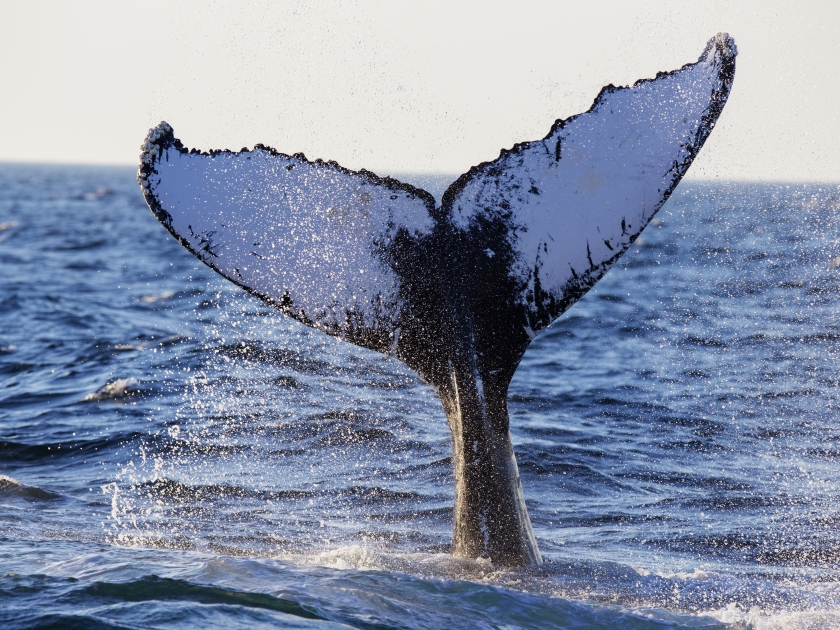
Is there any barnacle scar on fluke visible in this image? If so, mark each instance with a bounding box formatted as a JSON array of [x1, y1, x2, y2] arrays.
[[138, 34, 736, 567]]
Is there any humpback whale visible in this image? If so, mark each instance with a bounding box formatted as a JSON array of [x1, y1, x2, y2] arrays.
[[138, 34, 736, 567]]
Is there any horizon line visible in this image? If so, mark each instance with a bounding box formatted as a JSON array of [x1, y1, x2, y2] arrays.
[[0, 159, 838, 186]]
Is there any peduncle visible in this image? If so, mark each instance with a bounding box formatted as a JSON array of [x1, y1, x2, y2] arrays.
[[435, 343, 541, 567]]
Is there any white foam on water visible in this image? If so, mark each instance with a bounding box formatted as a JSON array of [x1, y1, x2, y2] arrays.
[[0, 474, 23, 488], [279, 544, 499, 581], [139, 291, 175, 303], [83, 377, 137, 401], [710, 603, 840, 630]]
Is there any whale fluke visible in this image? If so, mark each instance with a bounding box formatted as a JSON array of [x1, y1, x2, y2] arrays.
[[138, 34, 736, 566]]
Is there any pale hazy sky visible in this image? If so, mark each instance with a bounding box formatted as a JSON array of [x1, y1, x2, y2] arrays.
[[1, 1, 838, 181]]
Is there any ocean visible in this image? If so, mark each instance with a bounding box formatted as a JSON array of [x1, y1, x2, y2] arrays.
[[2, 163, 840, 628]]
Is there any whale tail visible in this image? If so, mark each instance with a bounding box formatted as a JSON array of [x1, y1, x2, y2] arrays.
[[139, 34, 736, 566]]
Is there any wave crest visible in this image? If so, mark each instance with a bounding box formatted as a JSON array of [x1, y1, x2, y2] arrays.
[[83, 378, 138, 401]]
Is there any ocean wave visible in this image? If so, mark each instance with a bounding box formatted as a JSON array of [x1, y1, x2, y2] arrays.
[[83, 378, 139, 401], [260, 549, 731, 628], [0, 433, 144, 463], [0, 576, 332, 630], [213, 342, 337, 375], [132, 478, 313, 503], [0, 475, 62, 502], [311, 427, 395, 447], [8, 566, 729, 630]]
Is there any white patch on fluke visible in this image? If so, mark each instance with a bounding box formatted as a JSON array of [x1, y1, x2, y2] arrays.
[[142, 138, 433, 344], [449, 34, 736, 311]]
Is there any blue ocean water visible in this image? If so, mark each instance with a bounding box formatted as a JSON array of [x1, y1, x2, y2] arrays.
[[2, 164, 840, 629]]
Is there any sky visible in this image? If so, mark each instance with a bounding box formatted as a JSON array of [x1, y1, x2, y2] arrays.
[[0, 1, 838, 181]]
